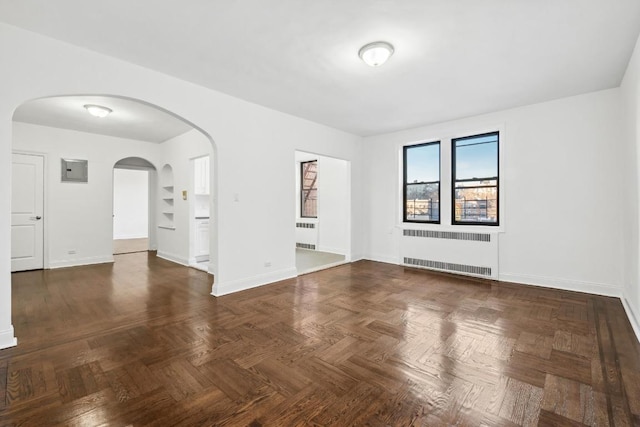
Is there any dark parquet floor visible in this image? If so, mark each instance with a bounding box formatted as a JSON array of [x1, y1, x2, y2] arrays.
[[1, 252, 639, 426]]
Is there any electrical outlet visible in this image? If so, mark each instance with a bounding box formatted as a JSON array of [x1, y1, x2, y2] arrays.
[[264, 261, 271, 267], [68, 250, 76, 255]]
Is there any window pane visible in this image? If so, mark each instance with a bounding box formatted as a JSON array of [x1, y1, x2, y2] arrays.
[[454, 181, 497, 223], [453, 132, 499, 225], [404, 141, 440, 223], [301, 161, 317, 217], [302, 189, 317, 217], [454, 134, 498, 181], [406, 143, 439, 183], [406, 183, 439, 221]]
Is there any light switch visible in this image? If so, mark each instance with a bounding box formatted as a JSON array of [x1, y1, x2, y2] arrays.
[[182, 190, 188, 200]]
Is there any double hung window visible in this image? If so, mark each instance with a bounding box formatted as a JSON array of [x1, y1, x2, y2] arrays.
[[301, 160, 317, 218], [403, 142, 440, 223], [452, 132, 499, 225]]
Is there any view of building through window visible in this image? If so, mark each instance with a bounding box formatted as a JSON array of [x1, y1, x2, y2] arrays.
[[452, 132, 499, 225], [404, 141, 440, 223], [301, 160, 317, 217]]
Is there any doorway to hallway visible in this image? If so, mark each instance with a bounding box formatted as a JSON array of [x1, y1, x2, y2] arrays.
[[113, 157, 156, 256]]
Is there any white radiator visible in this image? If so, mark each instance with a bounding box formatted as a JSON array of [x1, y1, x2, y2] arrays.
[[401, 229, 498, 279], [296, 221, 318, 250]]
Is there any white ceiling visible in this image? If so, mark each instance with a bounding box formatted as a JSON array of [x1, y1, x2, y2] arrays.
[[1, 0, 640, 137], [13, 96, 193, 143]]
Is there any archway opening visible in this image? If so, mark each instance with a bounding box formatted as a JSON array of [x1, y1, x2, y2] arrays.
[[113, 157, 157, 256], [10, 94, 218, 279]]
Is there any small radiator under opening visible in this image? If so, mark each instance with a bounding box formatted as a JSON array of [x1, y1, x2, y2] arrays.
[[401, 229, 498, 279], [404, 257, 492, 277], [296, 243, 316, 250]]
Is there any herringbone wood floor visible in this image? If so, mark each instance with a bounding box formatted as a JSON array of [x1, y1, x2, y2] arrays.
[[1, 252, 639, 426]]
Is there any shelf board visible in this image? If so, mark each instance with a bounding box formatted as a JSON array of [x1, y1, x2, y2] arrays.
[[162, 211, 174, 215], [158, 225, 175, 230]]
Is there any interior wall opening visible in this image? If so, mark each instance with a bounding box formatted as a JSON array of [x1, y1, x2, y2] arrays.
[[189, 155, 211, 272], [112, 157, 157, 256], [294, 150, 351, 274], [10, 95, 218, 281]]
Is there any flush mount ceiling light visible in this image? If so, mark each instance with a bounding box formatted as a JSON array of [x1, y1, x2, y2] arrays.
[[84, 104, 112, 118], [358, 41, 394, 67]]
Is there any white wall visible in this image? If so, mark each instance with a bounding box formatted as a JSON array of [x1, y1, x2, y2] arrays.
[[317, 156, 349, 255], [363, 88, 625, 297], [12, 122, 161, 269], [113, 168, 149, 240], [621, 33, 640, 339]]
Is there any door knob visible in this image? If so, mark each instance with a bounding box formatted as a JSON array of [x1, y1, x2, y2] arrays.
[[30, 216, 42, 220]]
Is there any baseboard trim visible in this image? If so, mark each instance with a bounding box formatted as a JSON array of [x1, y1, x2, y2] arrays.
[[317, 246, 346, 255], [297, 260, 350, 276], [212, 267, 297, 297], [0, 326, 17, 350], [364, 253, 400, 265], [621, 295, 640, 344], [362, 256, 623, 298], [499, 272, 622, 298], [49, 256, 114, 269], [114, 234, 148, 240], [157, 251, 189, 267]]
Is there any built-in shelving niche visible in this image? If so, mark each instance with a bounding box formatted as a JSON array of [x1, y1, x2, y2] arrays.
[[159, 164, 175, 230]]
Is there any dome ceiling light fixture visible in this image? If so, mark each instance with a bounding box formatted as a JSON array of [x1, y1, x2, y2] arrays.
[[84, 104, 113, 118], [358, 41, 394, 67]]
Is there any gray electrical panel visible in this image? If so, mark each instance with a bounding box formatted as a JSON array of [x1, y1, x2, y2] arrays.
[[61, 158, 88, 182]]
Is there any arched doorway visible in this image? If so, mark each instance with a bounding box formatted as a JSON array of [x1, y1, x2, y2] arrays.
[[113, 157, 157, 256], [10, 95, 217, 277]]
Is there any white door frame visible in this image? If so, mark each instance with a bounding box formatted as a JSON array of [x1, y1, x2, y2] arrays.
[[11, 150, 48, 270]]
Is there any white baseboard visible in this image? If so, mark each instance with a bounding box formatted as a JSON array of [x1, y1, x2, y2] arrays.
[[212, 267, 297, 297], [195, 254, 209, 263], [49, 255, 114, 269], [157, 251, 189, 267], [361, 257, 623, 298], [621, 295, 640, 344], [114, 234, 148, 240], [298, 260, 349, 275], [0, 325, 17, 350], [499, 272, 622, 297], [364, 253, 400, 265], [317, 246, 346, 255]]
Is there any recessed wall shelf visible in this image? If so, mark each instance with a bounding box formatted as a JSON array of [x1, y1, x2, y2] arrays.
[[160, 164, 175, 229]]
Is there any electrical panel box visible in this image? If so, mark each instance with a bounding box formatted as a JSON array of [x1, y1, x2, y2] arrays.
[[61, 158, 88, 183]]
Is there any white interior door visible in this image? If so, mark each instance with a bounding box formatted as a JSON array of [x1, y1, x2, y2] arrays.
[[11, 153, 44, 272]]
